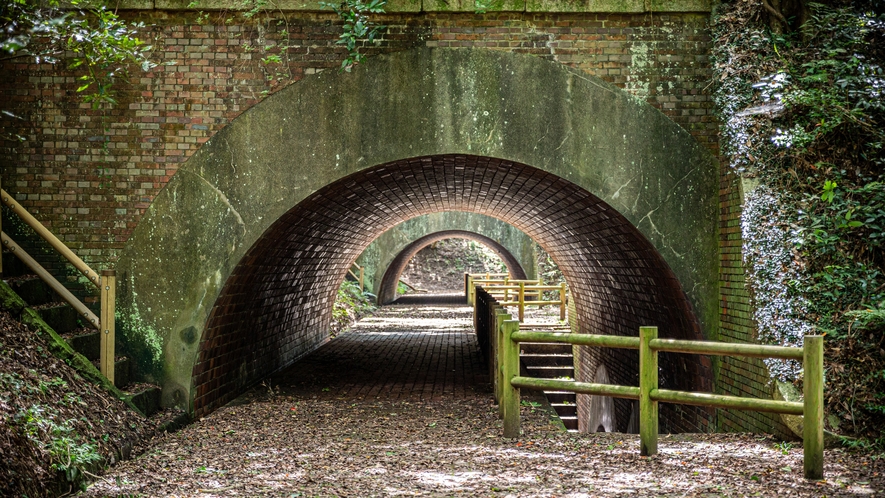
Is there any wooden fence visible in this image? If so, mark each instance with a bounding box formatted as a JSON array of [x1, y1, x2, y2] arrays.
[[465, 273, 567, 321]]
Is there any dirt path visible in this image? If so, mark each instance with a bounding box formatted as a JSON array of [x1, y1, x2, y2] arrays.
[[81, 304, 883, 497]]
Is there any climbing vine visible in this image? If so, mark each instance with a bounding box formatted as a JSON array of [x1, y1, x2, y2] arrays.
[[712, 0, 885, 448], [320, 0, 387, 71]]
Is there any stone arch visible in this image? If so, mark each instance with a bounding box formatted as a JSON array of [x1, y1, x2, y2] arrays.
[[114, 48, 719, 429], [377, 229, 529, 304], [355, 212, 537, 299]]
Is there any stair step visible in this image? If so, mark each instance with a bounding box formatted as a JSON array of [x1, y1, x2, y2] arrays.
[[559, 415, 579, 431], [126, 385, 162, 417], [92, 357, 131, 389], [551, 403, 577, 417], [2, 251, 29, 278], [6, 275, 56, 306], [543, 391, 577, 404], [66, 330, 100, 361], [519, 353, 573, 367], [519, 342, 572, 355], [35, 302, 79, 333], [524, 365, 574, 379]]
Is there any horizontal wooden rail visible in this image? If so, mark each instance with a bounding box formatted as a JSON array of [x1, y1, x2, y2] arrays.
[[512, 331, 639, 349], [1, 231, 100, 329], [511, 376, 640, 399], [1, 188, 100, 288], [495, 319, 825, 480], [649, 338, 803, 360]]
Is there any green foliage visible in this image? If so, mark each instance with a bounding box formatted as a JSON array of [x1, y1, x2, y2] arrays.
[[1, 0, 156, 109], [14, 405, 102, 483], [320, 0, 386, 71], [332, 280, 376, 332]]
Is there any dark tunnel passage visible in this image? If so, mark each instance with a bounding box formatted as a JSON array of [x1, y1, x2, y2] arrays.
[[195, 154, 714, 432], [377, 230, 528, 305]]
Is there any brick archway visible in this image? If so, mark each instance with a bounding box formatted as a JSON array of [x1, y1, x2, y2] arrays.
[[376, 230, 528, 304], [114, 48, 718, 422], [194, 154, 712, 433]]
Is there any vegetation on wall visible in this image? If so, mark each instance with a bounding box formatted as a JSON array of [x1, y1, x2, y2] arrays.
[[712, 0, 884, 448]]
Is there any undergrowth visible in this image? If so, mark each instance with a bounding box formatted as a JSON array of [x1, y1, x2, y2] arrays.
[[331, 280, 376, 336], [712, 0, 885, 448]]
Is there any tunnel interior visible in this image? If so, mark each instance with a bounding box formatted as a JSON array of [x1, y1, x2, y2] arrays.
[[377, 230, 528, 304], [195, 154, 713, 432]]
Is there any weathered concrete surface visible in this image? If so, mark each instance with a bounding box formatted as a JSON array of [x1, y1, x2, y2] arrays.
[[355, 212, 537, 299], [115, 48, 718, 410]]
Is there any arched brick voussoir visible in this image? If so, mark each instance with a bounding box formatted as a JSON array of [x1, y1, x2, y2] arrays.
[[113, 47, 719, 421], [194, 154, 712, 436], [376, 229, 530, 304]]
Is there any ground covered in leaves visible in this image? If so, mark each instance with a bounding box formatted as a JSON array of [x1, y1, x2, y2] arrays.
[[81, 304, 883, 497], [0, 310, 157, 497]]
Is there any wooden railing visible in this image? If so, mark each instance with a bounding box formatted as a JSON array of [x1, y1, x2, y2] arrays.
[[490, 315, 825, 480], [347, 264, 365, 292], [466, 273, 567, 321], [0, 186, 117, 383]]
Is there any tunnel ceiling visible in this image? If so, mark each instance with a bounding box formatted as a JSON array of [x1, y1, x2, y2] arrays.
[[195, 154, 705, 416], [377, 229, 529, 304]]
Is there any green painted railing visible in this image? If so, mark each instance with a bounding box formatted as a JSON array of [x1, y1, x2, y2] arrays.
[[497, 318, 825, 480]]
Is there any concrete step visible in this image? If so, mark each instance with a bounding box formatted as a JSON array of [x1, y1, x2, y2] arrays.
[[2, 251, 29, 278], [551, 403, 577, 418], [559, 415, 579, 431], [36, 302, 79, 333], [523, 365, 574, 379], [126, 385, 162, 417], [67, 329, 100, 361], [519, 342, 572, 355], [92, 357, 131, 390], [543, 390, 577, 404], [6, 275, 56, 306], [519, 353, 573, 367]]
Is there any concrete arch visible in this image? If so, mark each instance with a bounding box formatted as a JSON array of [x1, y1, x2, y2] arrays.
[[353, 212, 536, 299], [114, 48, 719, 426], [376, 229, 529, 304]]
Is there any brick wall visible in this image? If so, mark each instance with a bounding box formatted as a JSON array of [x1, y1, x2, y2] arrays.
[[0, 10, 715, 275]]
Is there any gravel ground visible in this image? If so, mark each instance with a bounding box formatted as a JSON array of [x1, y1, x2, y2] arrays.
[[79, 305, 884, 497]]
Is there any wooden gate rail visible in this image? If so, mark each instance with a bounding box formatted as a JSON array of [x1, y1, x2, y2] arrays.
[[497, 320, 825, 480], [467, 278, 567, 321], [1, 186, 117, 383], [347, 264, 365, 292]]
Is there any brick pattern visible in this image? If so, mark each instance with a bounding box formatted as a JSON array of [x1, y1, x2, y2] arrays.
[[269, 303, 488, 400], [194, 154, 711, 431], [717, 168, 793, 438], [0, 10, 715, 278], [377, 230, 528, 304]]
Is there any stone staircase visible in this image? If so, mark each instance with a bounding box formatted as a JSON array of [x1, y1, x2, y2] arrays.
[[2, 251, 161, 418], [519, 339, 578, 431]]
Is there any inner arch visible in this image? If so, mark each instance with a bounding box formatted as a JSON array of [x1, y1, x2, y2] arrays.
[[195, 154, 711, 433], [377, 230, 528, 304]]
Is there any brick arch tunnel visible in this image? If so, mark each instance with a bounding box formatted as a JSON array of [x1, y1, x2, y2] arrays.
[[195, 154, 712, 433], [376, 230, 528, 304]]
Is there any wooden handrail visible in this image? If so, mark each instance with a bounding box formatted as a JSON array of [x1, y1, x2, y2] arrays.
[[1, 188, 100, 287], [1, 231, 100, 329]]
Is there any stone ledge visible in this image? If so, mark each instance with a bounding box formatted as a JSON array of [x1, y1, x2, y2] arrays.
[[109, 0, 710, 13]]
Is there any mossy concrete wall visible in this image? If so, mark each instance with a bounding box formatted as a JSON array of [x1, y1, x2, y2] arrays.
[[111, 48, 718, 411], [356, 212, 537, 297]]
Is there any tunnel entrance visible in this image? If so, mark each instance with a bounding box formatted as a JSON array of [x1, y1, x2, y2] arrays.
[[378, 231, 528, 305], [194, 154, 712, 434]]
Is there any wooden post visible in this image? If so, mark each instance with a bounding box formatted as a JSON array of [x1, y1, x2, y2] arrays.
[[358, 266, 364, 293], [502, 319, 521, 438], [639, 326, 658, 456], [503, 277, 509, 301], [559, 282, 567, 321], [464, 273, 469, 295], [466, 275, 474, 305], [100, 270, 116, 383], [495, 310, 512, 412], [518, 281, 525, 322], [803, 335, 824, 480]]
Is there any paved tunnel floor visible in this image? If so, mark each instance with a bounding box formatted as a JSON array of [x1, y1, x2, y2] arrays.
[[82, 303, 882, 497]]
